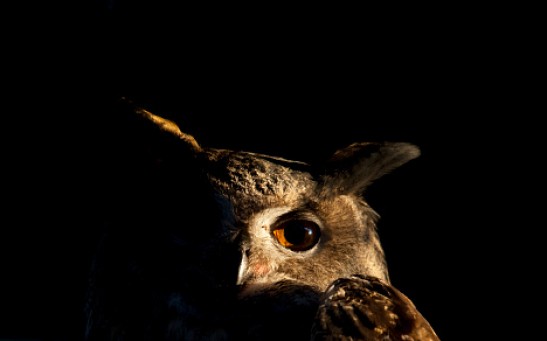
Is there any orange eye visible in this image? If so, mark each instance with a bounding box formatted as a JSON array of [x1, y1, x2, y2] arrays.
[[272, 220, 321, 252]]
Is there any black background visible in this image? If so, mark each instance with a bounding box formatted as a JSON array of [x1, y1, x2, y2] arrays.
[[1, 2, 536, 340]]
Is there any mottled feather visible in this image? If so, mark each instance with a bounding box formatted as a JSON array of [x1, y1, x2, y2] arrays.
[[312, 274, 440, 341]]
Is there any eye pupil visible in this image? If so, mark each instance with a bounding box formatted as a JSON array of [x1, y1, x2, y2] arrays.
[[272, 220, 321, 252], [284, 223, 313, 245]]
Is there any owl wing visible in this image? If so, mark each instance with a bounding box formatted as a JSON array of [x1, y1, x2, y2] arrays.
[[311, 274, 440, 341]]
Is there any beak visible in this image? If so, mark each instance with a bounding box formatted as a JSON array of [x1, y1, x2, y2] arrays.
[[236, 248, 249, 285]]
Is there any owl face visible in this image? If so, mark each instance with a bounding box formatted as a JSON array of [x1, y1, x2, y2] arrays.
[[203, 149, 389, 295]]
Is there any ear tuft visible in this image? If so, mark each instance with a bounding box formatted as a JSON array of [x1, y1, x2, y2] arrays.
[[323, 142, 420, 194], [121, 97, 202, 153]]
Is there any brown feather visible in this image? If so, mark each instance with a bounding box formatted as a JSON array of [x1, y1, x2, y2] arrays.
[[312, 274, 440, 341]]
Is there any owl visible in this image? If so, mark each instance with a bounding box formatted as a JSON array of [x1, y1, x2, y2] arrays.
[[84, 99, 439, 340]]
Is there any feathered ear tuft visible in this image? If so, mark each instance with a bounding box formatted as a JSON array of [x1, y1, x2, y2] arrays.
[[126, 98, 202, 154], [321, 142, 420, 195], [118, 97, 202, 154]]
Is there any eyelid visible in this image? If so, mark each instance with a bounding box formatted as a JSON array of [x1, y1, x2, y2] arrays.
[[271, 210, 322, 230]]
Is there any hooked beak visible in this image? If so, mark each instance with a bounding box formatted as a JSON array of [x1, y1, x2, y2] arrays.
[[236, 248, 249, 285]]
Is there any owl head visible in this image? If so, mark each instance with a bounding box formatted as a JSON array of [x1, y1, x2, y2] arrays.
[[85, 99, 421, 340]]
